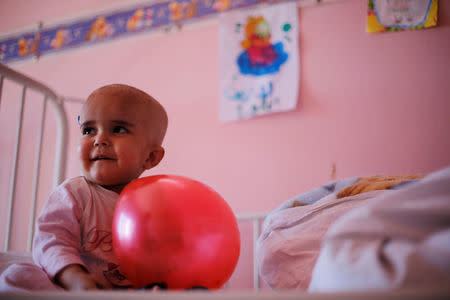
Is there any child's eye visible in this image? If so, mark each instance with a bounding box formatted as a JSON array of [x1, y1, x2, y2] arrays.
[[82, 127, 95, 135], [113, 126, 128, 134]]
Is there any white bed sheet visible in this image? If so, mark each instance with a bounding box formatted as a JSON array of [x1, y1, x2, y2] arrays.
[[0, 252, 33, 274], [257, 166, 450, 292], [309, 166, 450, 292], [1, 289, 449, 300]]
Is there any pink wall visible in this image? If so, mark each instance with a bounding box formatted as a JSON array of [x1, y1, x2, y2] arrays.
[[1, 0, 450, 289]]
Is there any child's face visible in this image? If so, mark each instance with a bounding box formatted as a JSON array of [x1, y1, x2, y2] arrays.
[[78, 91, 162, 193]]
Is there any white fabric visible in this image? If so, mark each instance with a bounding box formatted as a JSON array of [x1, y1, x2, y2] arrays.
[[0, 251, 33, 275], [309, 167, 450, 292], [256, 190, 388, 290]]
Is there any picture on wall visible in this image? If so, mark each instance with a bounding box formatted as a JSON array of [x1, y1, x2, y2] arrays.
[[218, 2, 299, 122], [367, 0, 438, 33]]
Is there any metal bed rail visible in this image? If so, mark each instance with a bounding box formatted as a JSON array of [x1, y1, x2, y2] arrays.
[[235, 212, 268, 291], [0, 63, 68, 252]]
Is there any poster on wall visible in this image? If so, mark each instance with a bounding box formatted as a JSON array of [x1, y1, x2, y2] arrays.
[[218, 2, 299, 122], [367, 0, 438, 33]]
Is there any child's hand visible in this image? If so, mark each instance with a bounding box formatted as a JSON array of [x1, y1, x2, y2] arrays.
[[55, 264, 110, 290]]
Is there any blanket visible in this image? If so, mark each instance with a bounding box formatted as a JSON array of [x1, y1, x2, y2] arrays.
[[309, 167, 450, 292], [256, 171, 446, 291]]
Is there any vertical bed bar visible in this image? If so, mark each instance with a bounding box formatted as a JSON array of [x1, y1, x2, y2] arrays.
[[27, 96, 47, 251], [52, 97, 67, 188], [0, 75, 3, 106], [253, 218, 261, 291], [5, 86, 27, 252], [235, 212, 267, 291]]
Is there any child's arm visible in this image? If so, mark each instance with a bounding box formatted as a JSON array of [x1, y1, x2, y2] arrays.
[[32, 181, 96, 289], [55, 264, 108, 290]]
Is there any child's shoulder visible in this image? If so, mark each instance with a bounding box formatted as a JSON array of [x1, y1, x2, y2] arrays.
[[56, 176, 114, 201], [52, 176, 94, 201], [58, 176, 90, 189]]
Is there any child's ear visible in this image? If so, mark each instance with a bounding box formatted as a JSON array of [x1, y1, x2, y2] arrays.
[[143, 146, 165, 170]]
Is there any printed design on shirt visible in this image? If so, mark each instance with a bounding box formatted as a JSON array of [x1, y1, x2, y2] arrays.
[[103, 262, 129, 286], [82, 227, 113, 252]]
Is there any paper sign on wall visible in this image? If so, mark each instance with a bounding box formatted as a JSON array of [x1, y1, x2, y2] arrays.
[[367, 0, 438, 33], [219, 2, 299, 122]]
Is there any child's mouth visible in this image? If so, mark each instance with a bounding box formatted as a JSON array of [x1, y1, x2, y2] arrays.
[[92, 156, 114, 161]]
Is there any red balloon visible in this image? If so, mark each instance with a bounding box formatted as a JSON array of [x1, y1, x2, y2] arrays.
[[112, 175, 240, 290]]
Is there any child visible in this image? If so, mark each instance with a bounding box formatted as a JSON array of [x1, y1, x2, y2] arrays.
[[0, 84, 168, 291]]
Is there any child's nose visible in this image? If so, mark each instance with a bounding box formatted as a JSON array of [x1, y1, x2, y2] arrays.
[[94, 131, 110, 146]]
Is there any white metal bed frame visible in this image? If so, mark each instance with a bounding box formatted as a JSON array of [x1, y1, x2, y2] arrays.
[[0, 62, 267, 290], [0, 63, 68, 252]]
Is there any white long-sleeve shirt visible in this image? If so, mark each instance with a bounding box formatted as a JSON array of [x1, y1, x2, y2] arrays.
[[32, 176, 131, 288]]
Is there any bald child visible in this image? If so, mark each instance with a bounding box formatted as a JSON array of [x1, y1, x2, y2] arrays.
[[31, 84, 168, 290]]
